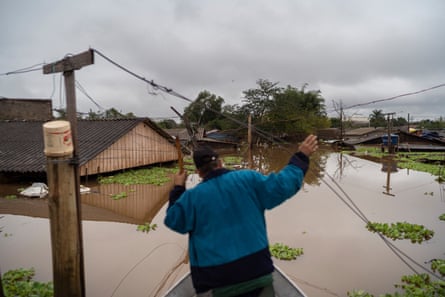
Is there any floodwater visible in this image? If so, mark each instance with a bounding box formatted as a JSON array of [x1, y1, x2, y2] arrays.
[[1, 149, 445, 297]]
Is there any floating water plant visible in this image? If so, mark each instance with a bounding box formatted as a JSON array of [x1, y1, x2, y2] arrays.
[[439, 214, 445, 221], [431, 259, 445, 277], [5, 195, 17, 200], [1, 268, 53, 297], [348, 273, 445, 297], [366, 221, 434, 244], [110, 191, 127, 200], [137, 222, 157, 233], [347, 290, 373, 297], [98, 167, 176, 186], [269, 243, 303, 260]]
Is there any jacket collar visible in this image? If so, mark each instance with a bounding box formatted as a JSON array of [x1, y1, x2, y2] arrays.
[[202, 168, 231, 181]]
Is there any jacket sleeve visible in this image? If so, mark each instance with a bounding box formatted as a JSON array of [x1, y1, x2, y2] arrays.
[[168, 185, 186, 209], [255, 151, 309, 210], [164, 190, 195, 234]]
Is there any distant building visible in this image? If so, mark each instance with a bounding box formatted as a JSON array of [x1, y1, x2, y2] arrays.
[[0, 98, 53, 121]]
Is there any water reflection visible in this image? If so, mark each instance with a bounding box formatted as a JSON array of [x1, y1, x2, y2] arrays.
[[1, 150, 445, 297]]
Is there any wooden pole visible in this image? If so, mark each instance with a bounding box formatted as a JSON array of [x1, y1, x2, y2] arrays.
[[175, 136, 184, 173], [43, 49, 93, 297], [248, 114, 252, 169]]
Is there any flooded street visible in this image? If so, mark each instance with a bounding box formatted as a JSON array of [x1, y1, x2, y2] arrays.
[[1, 150, 444, 296]]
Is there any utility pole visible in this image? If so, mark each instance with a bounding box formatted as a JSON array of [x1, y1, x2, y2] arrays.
[[384, 112, 396, 154], [42, 49, 94, 297], [248, 114, 253, 168]]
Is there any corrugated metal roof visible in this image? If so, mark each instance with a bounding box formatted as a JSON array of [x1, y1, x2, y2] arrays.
[[0, 118, 174, 173]]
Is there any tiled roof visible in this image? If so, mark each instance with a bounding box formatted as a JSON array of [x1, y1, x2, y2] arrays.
[[0, 118, 174, 173]]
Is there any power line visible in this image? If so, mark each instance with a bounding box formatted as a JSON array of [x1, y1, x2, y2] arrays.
[[75, 79, 105, 111], [343, 83, 445, 111], [0, 63, 44, 76]]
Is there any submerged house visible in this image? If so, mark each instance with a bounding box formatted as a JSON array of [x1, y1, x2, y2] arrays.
[[0, 118, 179, 178], [166, 127, 239, 150]]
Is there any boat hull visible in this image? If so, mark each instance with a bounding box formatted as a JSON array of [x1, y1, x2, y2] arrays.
[[162, 265, 307, 297]]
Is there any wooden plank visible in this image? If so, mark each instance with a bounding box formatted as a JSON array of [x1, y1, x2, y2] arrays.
[[43, 49, 94, 74]]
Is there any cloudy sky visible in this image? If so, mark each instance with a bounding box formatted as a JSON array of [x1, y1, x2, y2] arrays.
[[1, 0, 444, 123]]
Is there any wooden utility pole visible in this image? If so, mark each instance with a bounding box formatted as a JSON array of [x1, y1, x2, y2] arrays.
[[248, 114, 253, 168], [42, 49, 94, 297], [384, 112, 396, 154]]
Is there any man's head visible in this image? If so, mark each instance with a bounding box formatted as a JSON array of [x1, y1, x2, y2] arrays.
[[193, 146, 220, 176]]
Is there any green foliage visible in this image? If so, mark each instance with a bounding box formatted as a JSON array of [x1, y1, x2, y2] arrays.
[[267, 86, 328, 135], [136, 222, 157, 233], [2, 268, 53, 297], [394, 274, 445, 296], [347, 290, 374, 297], [180, 79, 329, 139], [156, 119, 179, 129], [98, 167, 176, 186], [431, 259, 445, 277], [269, 243, 303, 260], [347, 271, 445, 297], [348, 149, 445, 181], [242, 79, 280, 121], [5, 195, 17, 200], [366, 221, 434, 244], [439, 214, 445, 221], [418, 118, 445, 129], [110, 191, 127, 200], [183, 90, 226, 130], [369, 109, 387, 128]]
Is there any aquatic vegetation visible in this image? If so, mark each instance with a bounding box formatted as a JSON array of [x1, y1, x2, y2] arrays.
[[97, 156, 245, 187], [348, 273, 445, 297], [98, 167, 176, 185], [269, 243, 303, 260], [1, 268, 53, 297], [5, 194, 17, 200], [431, 259, 445, 277], [366, 221, 434, 244], [110, 191, 127, 200], [439, 214, 445, 221], [347, 290, 373, 297], [349, 148, 445, 181], [137, 222, 157, 233]]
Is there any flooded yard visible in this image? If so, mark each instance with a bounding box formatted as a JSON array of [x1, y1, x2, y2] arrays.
[[1, 150, 444, 296]]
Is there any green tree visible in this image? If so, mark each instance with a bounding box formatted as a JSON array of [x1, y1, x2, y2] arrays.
[[369, 109, 386, 128], [157, 119, 179, 129], [419, 117, 445, 129], [183, 90, 225, 129], [242, 79, 281, 123], [267, 86, 329, 136], [392, 117, 408, 127]]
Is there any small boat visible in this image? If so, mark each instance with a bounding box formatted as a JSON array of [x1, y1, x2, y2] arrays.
[[19, 182, 49, 198], [162, 265, 308, 297]]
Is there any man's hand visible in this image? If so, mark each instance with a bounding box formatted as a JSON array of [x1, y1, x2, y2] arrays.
[[298, 134, 318, 157], [174, 171, 187, 187]]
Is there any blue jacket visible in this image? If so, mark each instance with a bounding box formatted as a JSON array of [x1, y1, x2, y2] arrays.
[[164, 152, 309, 293]]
